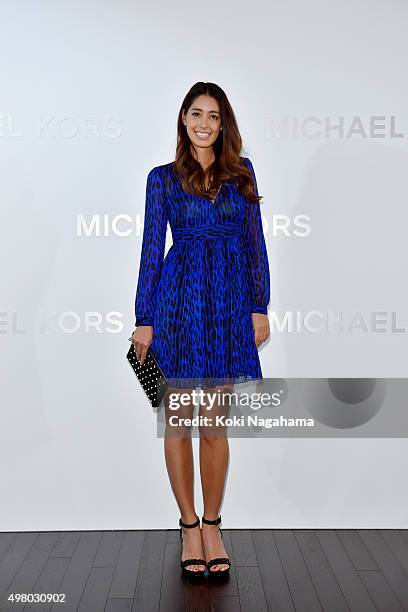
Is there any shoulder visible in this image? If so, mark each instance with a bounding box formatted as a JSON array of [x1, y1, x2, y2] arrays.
[[240, 156, 257, 182], [148, 161, 174, 175], [146, 162, 174, 184], [240, 155, 254, 170]]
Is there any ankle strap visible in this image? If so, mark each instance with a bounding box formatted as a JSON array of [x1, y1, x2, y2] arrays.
[[179, 516, 200, 529], [202, 515, 221, 525]]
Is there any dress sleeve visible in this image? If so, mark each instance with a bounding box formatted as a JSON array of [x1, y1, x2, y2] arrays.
[[243, 157, 270, 315], [134, 166, 168, 326]]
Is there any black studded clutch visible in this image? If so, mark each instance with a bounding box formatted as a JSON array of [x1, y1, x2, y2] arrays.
[[126, 342, 168, 408]]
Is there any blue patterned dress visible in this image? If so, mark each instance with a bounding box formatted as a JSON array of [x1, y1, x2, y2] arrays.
[[134, 156, 270, 388]]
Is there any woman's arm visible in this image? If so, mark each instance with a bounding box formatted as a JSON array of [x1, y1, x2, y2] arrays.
[[134, 166, 168, 327], [243, 157, 270, 315]]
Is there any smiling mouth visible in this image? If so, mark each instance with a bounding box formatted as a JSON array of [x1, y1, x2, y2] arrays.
[[195, 131, 211, 139]]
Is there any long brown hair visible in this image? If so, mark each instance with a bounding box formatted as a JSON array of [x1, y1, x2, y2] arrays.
[[174, 82, 261, 203]]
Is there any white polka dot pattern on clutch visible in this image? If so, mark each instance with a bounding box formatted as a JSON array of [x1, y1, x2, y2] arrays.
[[126, 343, 168, 407]]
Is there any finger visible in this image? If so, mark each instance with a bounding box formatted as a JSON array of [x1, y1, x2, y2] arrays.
[[257, 331, 266, 347], [134, 341, 142, 362], [140, 344, 149, 366]]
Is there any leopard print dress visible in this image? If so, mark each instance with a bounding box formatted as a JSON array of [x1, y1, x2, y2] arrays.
[[134, 156, 270, 388]]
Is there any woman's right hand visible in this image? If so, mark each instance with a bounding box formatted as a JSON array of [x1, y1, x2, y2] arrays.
[[129, 326, 153, 366]]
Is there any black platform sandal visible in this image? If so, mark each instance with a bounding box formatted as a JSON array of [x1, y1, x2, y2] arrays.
[[179, 515, 206, 577], [202, 514, 231, 576]]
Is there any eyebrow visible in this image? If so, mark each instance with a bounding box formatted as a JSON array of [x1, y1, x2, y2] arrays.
[[190, 107, 220, 114]]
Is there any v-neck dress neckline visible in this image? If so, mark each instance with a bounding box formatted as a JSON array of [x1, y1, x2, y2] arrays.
[[169, 164, 224, 205], [208, 184, 222, 205]]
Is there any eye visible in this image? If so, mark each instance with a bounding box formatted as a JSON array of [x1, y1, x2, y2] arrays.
[[192, 112, 200, 117]]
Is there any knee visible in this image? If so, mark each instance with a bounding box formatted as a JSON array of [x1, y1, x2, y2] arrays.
[[165, 422, 192, 439], [198, 426, 227, 441]]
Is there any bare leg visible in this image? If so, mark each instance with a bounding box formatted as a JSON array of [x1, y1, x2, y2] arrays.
[[199, 383, 233, 572], [163, 385, 205, 572]]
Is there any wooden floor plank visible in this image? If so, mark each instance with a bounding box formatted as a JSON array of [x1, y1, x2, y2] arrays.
[[251, 529, 295, 611], [166, 529, 180, 544], [49, 531, 102, 612], [358, 570, 404, 612], [273, 530, 322, 611], [105, 598, 133, 611], [214, 595, 241, 611], [235, 566, 268, 612], [316, 530, 377, 611], [184, 578, 217, 612], [336, 530, 378, 571], [22, 557, 70, 612], [93, 531, 125, 568], [0, 533, 60, 611], [109, 531, 144, 599], [0, 534, 17, 562], [380, 530, 408, 574], [0, 533, 39, 600], [159, 541, 185, 612], [230, 530, 258, 566], [358, 530, 408, 609], [49, 532, 81, 558], [295, 531, 350, 611], [132, 530, 166, 612], [77, 566, 115, 611]]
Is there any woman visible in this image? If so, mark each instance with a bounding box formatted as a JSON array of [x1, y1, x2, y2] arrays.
[[130, 82, 270, 577]]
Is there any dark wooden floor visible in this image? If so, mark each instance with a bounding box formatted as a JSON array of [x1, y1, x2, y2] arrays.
[[0, 529, 408, 611]]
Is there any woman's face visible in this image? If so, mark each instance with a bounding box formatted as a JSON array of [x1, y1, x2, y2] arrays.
[[182, 94, 222, 151]]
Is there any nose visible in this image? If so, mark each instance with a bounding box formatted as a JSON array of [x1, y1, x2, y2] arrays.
[[199, 116, 209, 129]]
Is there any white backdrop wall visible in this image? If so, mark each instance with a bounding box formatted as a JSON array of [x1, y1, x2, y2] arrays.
[[1, 0, 407, 530]]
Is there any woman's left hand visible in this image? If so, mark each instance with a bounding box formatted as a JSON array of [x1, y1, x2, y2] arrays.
[[252, 313, 270, 348]]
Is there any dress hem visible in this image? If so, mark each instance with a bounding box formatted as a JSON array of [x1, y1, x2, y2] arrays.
[[164, 374, 263, 389]]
